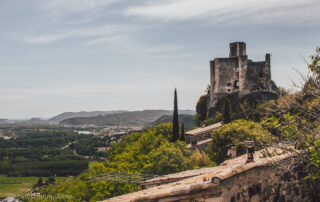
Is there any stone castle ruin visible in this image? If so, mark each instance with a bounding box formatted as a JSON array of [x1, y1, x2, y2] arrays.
[[209, 42, 279, 114]]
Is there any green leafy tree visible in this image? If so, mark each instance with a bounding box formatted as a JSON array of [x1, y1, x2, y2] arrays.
[[143, 141, 194, 175], [257, 48, 320, 189], [39, 123, 205, 201], [309, 139, 320, 180], [201, 112, 223, 126], [191, 149, 215, 168], [195, 95, 208, 125], [172, 88, 179, 142], [41, 162, 112, 201], [309, 47, 320, 78], [207, 120, 273, 164]]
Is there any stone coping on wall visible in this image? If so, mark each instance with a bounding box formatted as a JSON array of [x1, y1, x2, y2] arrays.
[[103, 147, 297, 202], [185, 138, 213, 149], [185, 122, 222, 136]]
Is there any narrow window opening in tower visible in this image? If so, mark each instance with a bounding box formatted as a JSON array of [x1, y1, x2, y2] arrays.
[[259, 72, 264, 78], [234, 80, 239, 89]]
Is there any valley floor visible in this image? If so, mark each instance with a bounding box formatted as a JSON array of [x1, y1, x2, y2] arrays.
[[0, 175, 67, 198]]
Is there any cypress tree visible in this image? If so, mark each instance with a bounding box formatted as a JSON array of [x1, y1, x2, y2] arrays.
[[37, 177, 43, 187], [223, 99, 231, 123], [47, 176, 55, 184], [180, 123, 185, 141], [172, 88, 179, 142]]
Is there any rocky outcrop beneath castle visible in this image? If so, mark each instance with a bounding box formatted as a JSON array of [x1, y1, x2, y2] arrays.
[[103, 147, 318, 202], [208, 42, 279, 115], [208, 90, 279, 117]]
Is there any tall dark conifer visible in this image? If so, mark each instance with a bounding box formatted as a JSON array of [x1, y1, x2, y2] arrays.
[[180, 123, 185, 141], [223, 99, 231, 123], [37, 177, 43, 187], [172, 88, 179, 142]]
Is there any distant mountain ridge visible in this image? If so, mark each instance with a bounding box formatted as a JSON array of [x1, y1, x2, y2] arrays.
[[49, 110, 128, 123], [60, 110, 195, 126], [148, 114, 196, 130], [0, 119, 8, 124]]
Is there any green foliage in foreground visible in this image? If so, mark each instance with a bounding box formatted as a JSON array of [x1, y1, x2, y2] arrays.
[[207, 120, 273, 164], [256, 47, 320, 184], [143, 141, 193, 175], [309, 47, 320, 79], [299, 47, 320, 186], [309, 139, 320, 179], [39, 123, 214, 201]]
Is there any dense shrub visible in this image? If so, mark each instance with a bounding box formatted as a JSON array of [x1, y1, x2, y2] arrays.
[[207, 120, 273, 164]]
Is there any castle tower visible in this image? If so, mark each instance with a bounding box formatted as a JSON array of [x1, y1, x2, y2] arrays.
[[229, 42, 246, 57], [265, 54, 271, 80]]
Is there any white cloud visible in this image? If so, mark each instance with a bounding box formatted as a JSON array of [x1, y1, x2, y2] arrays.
[[83, 33, 187, 56], [125, 0, 320, 25], [23, 33, 69, 44], [21, 24, 133, 44], [146, 45, 183, 53], [18, 22, 187, 56], [83, 34, 130, 46], [35, 0, 122, 23], [41, 0, 118, 12]]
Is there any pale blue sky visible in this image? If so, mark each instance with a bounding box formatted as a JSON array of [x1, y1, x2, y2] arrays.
[[0, 0, 319, 118]]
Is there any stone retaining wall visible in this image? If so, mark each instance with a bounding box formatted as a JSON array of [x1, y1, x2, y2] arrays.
[[104, 149, 319, 202], [219, 158, 316, 202]]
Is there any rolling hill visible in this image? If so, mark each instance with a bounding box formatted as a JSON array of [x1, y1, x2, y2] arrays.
[[49, 110, 127, 123], [61, 110, 195, 126], [148, 114, 196, 129]]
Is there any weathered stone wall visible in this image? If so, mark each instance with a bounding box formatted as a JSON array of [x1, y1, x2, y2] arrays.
[[104, 150, 319, 202], [246, 61, 266, 90], [211, 58, 239, 95], [219, 158, 317, 202]]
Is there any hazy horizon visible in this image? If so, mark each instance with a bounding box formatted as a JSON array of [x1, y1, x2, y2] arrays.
[[3, 108, 196, 120], [1, 0, 320, 118]]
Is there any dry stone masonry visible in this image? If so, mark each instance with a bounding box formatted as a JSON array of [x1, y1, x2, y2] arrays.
[[104, 148, 316, 202]]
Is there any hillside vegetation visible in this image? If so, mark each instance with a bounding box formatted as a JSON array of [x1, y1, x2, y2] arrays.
[[39, 123, 214, 201]]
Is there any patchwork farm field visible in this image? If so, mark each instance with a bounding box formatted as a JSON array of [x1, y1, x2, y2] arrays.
[[0, 175, 67, 197]]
